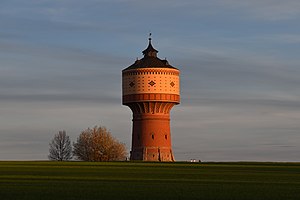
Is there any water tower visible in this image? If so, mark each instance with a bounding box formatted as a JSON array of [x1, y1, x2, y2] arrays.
[[122, 36, 180, 161]]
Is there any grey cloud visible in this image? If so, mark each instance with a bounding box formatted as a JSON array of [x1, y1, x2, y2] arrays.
[[0, 32, 21, 40], [180, 57, 300, 101], [217, 0, 300, 20], [0, 41, 127, 66], [165, 41, 300, 160], [0, 15, 113, 33], [115, 0, 300, 20], [234, 34, 300, 45], [0, 93, 120, 104], [185, 97, 300, 111], [0, 41, 124, 103], [1, 0, 300, 161], [172, 120, 300, 161], [0, 1, 143, 34], [2, 0, 300, 24]]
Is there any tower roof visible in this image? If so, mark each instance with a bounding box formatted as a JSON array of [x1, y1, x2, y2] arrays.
[[123, 37, 177, 71], [142, 38, 158, 57]]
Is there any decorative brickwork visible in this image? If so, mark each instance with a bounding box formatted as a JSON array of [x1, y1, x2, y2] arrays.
[[122, 67, 180, 96], [123, 93, 180, 104], [148, 80, 156, 86]]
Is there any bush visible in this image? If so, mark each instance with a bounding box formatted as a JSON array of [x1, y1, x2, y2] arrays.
[[73, 126, 127, 161]]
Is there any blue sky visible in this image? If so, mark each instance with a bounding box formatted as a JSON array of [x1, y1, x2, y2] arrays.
[[0, 0, 300, 161]]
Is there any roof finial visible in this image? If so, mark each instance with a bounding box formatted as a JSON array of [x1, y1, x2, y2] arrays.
[[149, 32, 152, 42]]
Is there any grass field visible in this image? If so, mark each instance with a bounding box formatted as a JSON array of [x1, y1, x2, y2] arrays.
[[0, 161, 299, 200]]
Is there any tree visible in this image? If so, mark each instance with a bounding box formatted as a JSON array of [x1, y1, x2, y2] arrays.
[[73, 126, 127, 161], [48, 130, 72, 161]]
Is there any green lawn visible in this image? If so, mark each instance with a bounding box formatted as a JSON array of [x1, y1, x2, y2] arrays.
[[0, 161, 299, 200]]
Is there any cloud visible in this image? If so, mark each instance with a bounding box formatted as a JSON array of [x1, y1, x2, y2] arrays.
[[172, 101, 300, 161], [218, 0, 300, 20], [0, 0, 300, 161], [168, 44, 300, 160], [259, 34, 300, 44], [3, 0, 300, 24], [114, 0, 300, 20], [0, 40, 126, 103], [0, 93, 119, 104]]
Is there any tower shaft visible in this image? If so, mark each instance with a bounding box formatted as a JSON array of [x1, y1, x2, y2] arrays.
[[127, 102, 175, 161]]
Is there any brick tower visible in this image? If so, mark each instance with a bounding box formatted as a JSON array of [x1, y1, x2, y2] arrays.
[[122, 37, 180, 161]]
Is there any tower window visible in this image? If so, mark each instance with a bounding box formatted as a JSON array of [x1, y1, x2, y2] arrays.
[[152, 134, 154, 140], [165, 135, 167, 140]]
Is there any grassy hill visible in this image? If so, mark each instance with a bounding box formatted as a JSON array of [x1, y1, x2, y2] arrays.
[[0, 161, 299, 200]]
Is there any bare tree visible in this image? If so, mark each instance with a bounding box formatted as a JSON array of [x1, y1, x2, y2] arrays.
[[48, 130, 72, 161], [73, 126, 127, 161]]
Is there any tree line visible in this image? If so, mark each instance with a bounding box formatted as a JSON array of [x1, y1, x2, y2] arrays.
[[48, 126, 127, 161]]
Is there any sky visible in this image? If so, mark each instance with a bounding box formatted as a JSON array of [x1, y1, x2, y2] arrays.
[[0, 0, 300, 161]]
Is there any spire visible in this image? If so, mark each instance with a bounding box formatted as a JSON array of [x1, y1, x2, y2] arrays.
[[142, 33, 158, 57]]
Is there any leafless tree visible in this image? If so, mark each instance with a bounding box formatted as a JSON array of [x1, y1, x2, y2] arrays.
[[48, 130, 72, 161], [73, 126, 127, 161]]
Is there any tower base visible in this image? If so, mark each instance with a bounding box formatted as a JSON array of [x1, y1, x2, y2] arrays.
[[130, 147, 174, 162]]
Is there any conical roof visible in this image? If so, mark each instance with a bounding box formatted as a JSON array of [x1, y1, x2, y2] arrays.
[[123, 38, 177, 71], [142, 38, 158, 56]]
